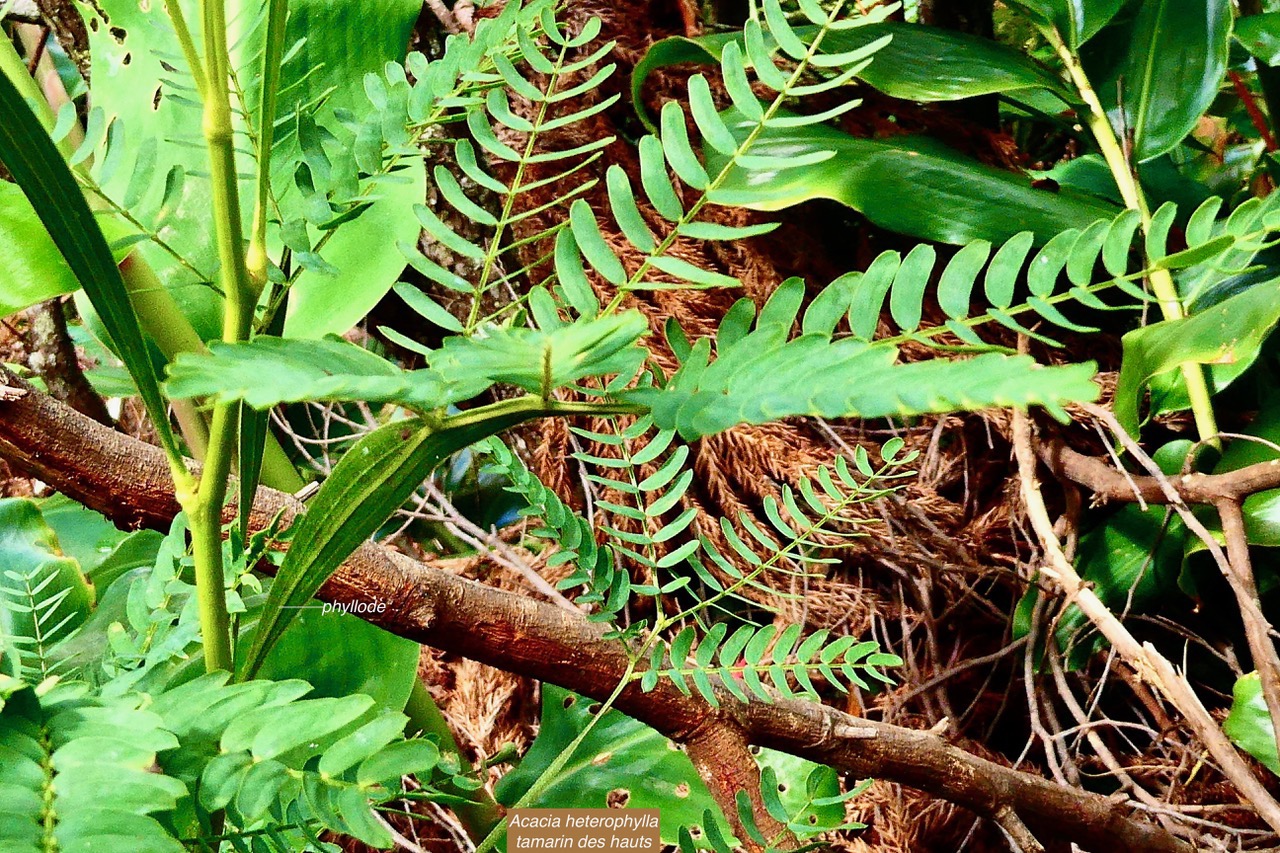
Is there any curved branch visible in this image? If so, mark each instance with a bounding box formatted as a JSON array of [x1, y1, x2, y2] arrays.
[[0, 380, 1190, 853]]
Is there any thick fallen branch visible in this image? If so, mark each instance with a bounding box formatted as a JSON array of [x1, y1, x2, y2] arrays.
[[0, 382, 1190, 853]]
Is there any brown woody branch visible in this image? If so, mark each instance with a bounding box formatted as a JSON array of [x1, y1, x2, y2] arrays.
[[1040, 412, 1280, 799], [1038, 435, 1280, 504], [0, 380, 1190, 853]]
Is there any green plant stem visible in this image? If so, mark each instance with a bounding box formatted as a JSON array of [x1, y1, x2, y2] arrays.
[[403, 679, 503, 842], [246, 0, 288, 296], [188, 0, 257, 673], [1047, 28, 1219, 445], [164, 0, 209, 96], [473, 659, 640, 853]]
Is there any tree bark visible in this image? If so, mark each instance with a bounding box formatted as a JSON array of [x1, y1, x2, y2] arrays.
[[0, 376, 1192, 853]]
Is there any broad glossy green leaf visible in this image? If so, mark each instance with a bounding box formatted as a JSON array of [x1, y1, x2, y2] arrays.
[[0, 181, 80, 316], [1114, 277, 1280, 436], [1186, 402, 1280, 551], [820, 23, 1069, 102], [754, 749, 843, 838], [248, 607, 419, 714], [1225, 672, 1280, 776], [1106, 0, 1231, 162], [1237, 13, 1280, 65], [1006, 0, 1122, 48], [494, 686, 731, 843], [632, 23, 1067, 129], [32, 495, 164, 592], [707, 110, 1120, 245]]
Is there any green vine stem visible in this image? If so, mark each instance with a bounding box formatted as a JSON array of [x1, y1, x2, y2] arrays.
[[1047, 28, 1220, 445]]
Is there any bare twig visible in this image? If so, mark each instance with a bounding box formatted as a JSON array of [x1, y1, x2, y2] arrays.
[[993, 804, 1046, 853], [1011, 408, 1280, 835], [0, 376, 1194, 853]]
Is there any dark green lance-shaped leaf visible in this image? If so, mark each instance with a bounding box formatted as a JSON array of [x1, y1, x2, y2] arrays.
[[494, 686, 733, 843], [819, 23, 1069, 102], [707, 109, 1120, 245], [165, 335, 474, 411], [1225, 672, 1280, 776], [632, 23, 1067, 130], [1237, 12, 1280, 65], [0, 70, 181, 464], [1006, 0, 1123, 48], [1114, 277, 1280, 437], [1106, 0, 1231, 162], [241, 400, 558, 678]]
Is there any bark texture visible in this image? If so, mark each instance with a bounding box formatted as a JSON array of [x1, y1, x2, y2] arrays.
[[0, 377, 1191, 853]]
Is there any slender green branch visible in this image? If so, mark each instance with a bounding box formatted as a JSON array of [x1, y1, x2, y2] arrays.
[[247, 0, 289, 297], [188, 0, 257, 673], [1047, 28, 1219, 444], [163, 0, 209, 97]]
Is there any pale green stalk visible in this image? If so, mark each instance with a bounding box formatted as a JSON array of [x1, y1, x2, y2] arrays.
[[246, 0, 288, 295], [181, 0, 256, 672], [1047, 29, 1219, 445]]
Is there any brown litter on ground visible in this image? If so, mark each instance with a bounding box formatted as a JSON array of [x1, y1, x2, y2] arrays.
[[393, 0, 1269, 849]]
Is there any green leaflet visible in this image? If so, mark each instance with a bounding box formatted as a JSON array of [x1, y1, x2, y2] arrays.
[[1225, 672, 1280, 776], [1236, 12, 1280, 65], [1005, 0, 1123, 48], [1100, 0, 1232, 163], [241, 401, 554, 678], [706, 110, 1121, 246], [632, 21, 1069, 129], [1113, 277, 1280, 437]]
